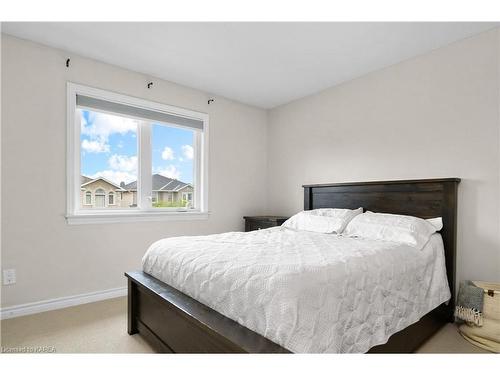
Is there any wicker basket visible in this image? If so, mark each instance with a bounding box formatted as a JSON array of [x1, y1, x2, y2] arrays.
[[458, 281, 500, 353]]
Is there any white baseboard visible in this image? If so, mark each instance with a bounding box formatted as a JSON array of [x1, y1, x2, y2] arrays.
[[0, 286, 127, 320]]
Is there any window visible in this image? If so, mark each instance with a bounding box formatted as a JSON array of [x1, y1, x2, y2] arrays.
[[67, 83, 209, 224], [85, 191, 92, 205]]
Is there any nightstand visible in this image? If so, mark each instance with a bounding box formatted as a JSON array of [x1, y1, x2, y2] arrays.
[[243, 216, 289, 232]]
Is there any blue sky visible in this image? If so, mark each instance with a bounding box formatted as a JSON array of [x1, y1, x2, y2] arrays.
[[80, 109, 194, 186]]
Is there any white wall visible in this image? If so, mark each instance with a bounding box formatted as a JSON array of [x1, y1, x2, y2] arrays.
[[1, 35, 268, 307], [267, 29, 500, 284]]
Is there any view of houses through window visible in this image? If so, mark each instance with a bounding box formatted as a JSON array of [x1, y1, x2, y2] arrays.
[[79, 109, 194, 210]]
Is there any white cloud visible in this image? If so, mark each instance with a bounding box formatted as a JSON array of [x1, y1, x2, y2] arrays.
[[156, 165, 181, 180], [89, 170, 136, 185], [108, 154, 137, 172], [181, 145, 194, 160], [88, 154, 138, 185], [81, 111, 137, 144], [161, 147, 175, 160], [81, 139, 110, 153]]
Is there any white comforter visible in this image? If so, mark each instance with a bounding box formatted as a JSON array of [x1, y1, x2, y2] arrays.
[[142, 227, 451, 353]]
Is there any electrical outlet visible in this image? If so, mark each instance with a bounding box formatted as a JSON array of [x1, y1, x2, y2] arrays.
[[3, 269, 16, 285]]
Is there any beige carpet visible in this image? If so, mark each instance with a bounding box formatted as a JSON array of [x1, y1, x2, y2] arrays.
[[1, 297, 153, 353], [0, 297, 490, 353]]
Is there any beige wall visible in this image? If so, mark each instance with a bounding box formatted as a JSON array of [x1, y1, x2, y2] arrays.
[[1, 35, 268, 307], [267, 29, 500, 284]]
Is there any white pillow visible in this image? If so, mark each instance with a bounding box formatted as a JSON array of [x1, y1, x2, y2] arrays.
[[365, 211, 443, 231], [282, 208, 362, 234], [426, 217, 443, 231], [366, 211, 443, 232], [343, 211, 438, 249]]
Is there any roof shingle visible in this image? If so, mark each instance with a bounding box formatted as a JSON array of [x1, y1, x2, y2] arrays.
[[123, 174, 191, 192], [81, 175, 93, 185]]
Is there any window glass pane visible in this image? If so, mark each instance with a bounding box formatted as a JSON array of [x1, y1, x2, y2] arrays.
[[151, 123, 194, 209], [79, 109, 138, 210], [85, 191, 92, 205]]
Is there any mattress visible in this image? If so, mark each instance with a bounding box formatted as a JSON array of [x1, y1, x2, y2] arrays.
[[142, 227, 451, 353]]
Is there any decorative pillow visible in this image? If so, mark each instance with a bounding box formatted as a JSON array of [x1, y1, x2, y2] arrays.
[[282, 208, 362, 234], [343, 211, 438, 249]]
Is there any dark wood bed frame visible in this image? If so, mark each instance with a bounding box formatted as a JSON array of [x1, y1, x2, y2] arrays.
[[126, 178, 460, 353]]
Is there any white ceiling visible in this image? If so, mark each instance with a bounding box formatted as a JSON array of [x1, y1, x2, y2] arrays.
[[2, 22, 498, 108]]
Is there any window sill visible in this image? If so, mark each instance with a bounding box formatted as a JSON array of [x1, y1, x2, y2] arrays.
[[66, 211, 210, 225]]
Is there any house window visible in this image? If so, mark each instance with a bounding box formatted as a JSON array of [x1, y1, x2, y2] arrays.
[[85, 191, 92, 205], [67, 83, 208, 224]]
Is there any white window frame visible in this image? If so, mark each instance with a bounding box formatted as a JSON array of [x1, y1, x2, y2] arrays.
[[66, 83, 209, 224]]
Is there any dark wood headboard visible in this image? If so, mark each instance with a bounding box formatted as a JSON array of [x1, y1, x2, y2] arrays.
[[303, 178, 460, 319]]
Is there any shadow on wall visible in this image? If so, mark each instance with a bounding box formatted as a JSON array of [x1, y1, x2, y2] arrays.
[[456, 178, 500, 286]]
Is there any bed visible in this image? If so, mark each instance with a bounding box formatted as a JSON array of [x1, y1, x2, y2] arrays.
[[125, 178, 460, 353]]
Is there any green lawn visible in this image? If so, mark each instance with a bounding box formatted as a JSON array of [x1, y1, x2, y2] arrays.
[[152, 200, 188, 208]]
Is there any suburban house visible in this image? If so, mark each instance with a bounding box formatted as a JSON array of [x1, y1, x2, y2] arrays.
[[80, 174, 193, 209], [123, 173, 193, 207], [80, 175, 129, 209]]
